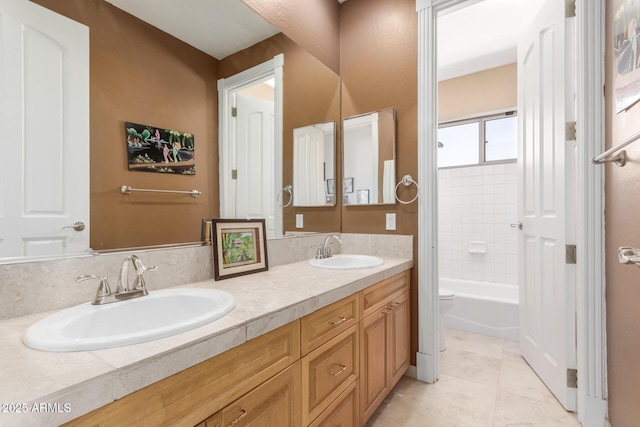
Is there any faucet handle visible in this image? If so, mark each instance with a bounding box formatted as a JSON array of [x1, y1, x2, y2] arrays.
[[131, 255, 157, 291], [76, 275, 112, 302]]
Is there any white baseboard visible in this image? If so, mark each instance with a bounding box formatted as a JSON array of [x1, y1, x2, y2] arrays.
[[404, 364, 417, 379]]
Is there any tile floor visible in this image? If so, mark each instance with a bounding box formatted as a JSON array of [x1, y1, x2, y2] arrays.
[[366, 328, 581, 426]]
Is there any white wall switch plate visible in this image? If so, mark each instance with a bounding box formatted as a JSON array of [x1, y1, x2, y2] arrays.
[[386, 213, 396, 231], [296, 214, 304, 228]]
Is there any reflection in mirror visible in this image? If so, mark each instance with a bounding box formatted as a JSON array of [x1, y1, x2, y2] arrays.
[[0, 0, 342, 264], [293, 122, 336, 207], [342, 108, 396, 206]]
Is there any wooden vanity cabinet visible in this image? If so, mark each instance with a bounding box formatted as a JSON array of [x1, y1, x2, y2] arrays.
[[359, 271, 410, 424], [62, 321, 300, 427], [301, 294, 360, 426], [63, 270, 411, 427], [309, 380, 359, 427], [204, 361, 301, 427]]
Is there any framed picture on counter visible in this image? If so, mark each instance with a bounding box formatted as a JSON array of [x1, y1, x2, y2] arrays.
[[211, 218, 268, 280]]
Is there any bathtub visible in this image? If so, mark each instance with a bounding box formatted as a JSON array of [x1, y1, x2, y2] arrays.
[[440, 277, 519, 341]]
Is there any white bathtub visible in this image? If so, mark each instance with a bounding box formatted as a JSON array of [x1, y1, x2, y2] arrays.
[[440, 277, 519, 341]]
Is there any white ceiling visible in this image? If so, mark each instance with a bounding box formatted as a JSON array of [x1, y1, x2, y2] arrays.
[[105, 0, 544, 78], [104, 0, 279, 60], [438, 0, 546, 80]]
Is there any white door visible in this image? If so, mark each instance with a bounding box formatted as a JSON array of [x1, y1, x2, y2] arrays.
[[0, 0, 90, 259], [234, 92, 275, 237], [517, 0, 576, 411]]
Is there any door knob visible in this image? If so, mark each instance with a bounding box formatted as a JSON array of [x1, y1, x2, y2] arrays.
[[64, 221, 85, 231], [510, 222, 522, 230]]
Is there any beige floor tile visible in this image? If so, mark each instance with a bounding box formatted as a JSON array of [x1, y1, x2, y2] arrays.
[[367, 374, 496, 427], [502, 338, 521, 361], [493, 390, 580, 427], [498, 356, 560, 403], [445, 328, 505, 360], [369, 330, 578, 427], [440, 346, 502, 389]]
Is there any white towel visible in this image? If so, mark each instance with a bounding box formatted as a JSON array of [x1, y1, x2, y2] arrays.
[[383, 160, 395, 203]]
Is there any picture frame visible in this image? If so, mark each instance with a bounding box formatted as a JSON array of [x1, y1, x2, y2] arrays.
[[211, 218, 268, 280], [357, 189, 370, 205], [343, 177, 354, 194], [326, 179, 335, 195], [125, 121, 196, 175]]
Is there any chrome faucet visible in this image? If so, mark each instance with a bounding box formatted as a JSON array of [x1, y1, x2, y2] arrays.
[[77, 256, 157, 305], [315, 234, 343, 259]]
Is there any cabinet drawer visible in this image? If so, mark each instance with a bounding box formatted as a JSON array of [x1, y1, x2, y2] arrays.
[[220, 361, 301, 427], [361, 271, 409, 318], [63, 321, 300, 427], [309, 380, 358, 427], [302, 325, 359, 425], [301, 293, 359, 355]]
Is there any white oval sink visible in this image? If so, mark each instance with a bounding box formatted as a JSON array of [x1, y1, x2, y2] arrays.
[[23, 288, 235, 352], [309, 254, 384, 270]]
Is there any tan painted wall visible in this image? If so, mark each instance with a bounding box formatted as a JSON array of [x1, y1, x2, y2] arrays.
[[340, 0, 419, 363], [605, 1, 640, 425], [33, 0, 219, 251], [438, 63, 517, 121], [242, 0, 340, 74]]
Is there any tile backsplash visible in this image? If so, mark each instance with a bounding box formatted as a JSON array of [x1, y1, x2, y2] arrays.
[[438, 163, 519, 285], [0, 233, 412, 321]]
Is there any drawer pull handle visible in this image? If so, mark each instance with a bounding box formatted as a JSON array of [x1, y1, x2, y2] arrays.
[[227, 408, 247, 426], [329, 316, 347, 325], [330, 364, 347, 376]]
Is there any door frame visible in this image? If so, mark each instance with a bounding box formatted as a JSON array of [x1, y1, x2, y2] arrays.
[[415, 1, 607, 425], [218, 54, 284, 235]]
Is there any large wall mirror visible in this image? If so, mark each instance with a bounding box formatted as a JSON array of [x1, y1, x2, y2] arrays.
[[1, 0, 341, 264], [342, 107, 396, 206], [293, 122, 336, 207]]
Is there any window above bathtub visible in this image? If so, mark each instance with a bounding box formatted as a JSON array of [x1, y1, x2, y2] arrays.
[[438, 111, 517, 168]]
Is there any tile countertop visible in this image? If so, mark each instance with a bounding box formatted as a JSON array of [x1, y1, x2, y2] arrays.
[[0, 256, 413, 427]]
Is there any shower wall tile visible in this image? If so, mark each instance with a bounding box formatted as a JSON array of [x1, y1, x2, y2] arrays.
[[439, 163, 519, 285]]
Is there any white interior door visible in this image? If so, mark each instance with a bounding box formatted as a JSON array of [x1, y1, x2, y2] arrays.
[[0, 0, 89, 259], [234, 92, 275, 237], [517, 0, 576, 411]]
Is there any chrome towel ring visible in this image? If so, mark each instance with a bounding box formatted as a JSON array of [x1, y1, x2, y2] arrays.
[[277, 184, 293, 207], [395, 175, 419, 204]]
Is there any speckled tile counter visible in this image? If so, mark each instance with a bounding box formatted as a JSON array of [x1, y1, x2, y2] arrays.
[[0, 256, 412, 427]]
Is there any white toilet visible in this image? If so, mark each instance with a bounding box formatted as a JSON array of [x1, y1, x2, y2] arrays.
[[439, 287, 455, 351]]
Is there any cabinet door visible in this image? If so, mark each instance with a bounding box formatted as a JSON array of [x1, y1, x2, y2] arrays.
[[221, 361, 301, 427], [302, 325, 359, 425], [359, 309, 389, 424], [309, 380, 358, 427], [388, 292, 410, 387]]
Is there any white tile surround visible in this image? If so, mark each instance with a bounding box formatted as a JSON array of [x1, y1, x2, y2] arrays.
[[438, 163, 519, 285], [0, 232, 412, 426]]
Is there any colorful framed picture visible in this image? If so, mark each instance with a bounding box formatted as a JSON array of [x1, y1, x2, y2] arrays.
[[125, 121, 195, 175], [211, 219, 268, 280]]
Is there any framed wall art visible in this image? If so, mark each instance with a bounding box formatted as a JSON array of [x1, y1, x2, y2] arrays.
[[211, 218, 268, 280], [125, 121, 196, 175]]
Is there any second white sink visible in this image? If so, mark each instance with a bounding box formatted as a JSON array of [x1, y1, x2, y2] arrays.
[[309, 254, 384, 270], [23, 288, 235, 352]]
